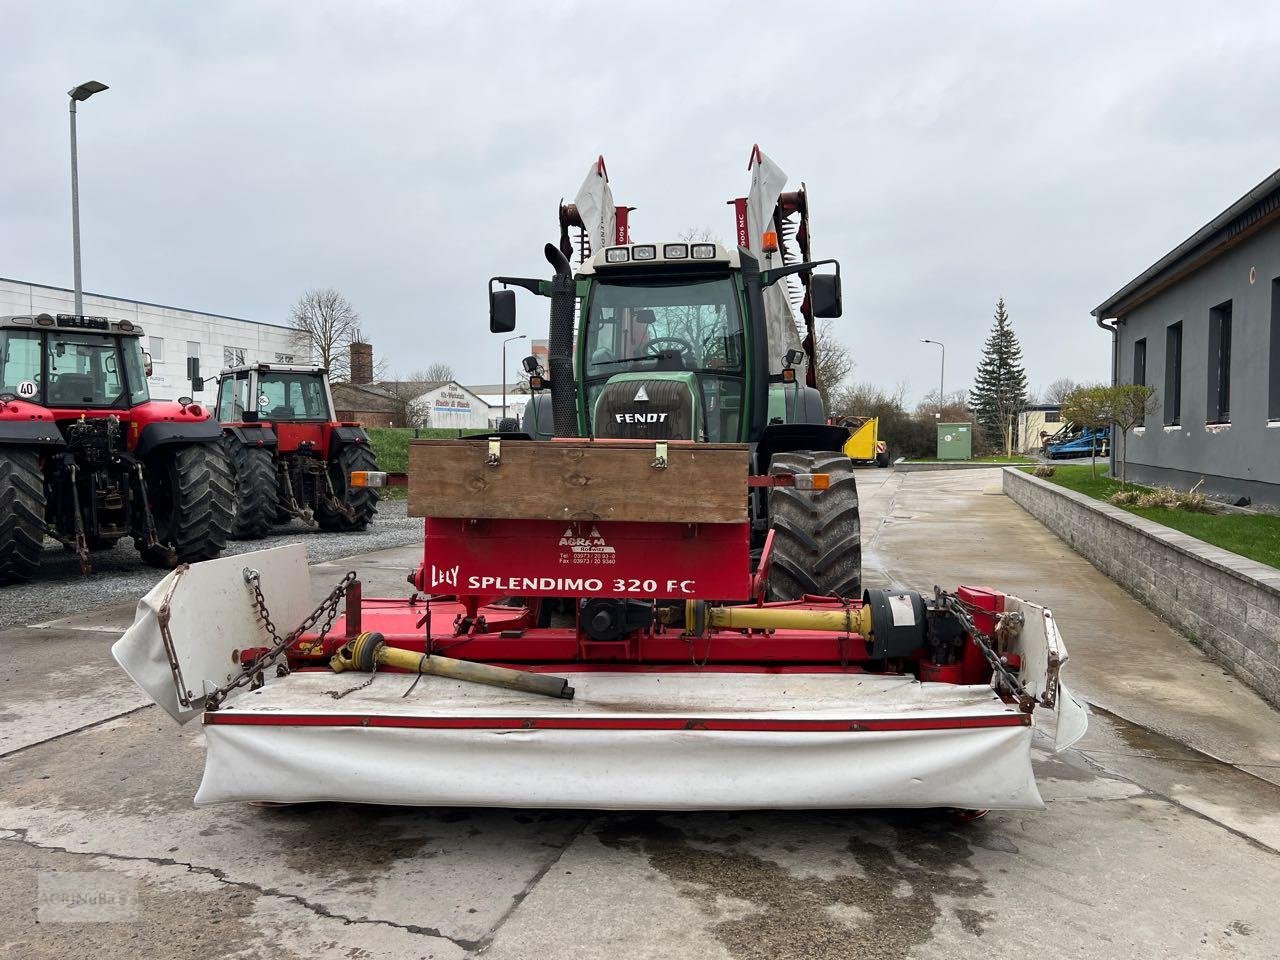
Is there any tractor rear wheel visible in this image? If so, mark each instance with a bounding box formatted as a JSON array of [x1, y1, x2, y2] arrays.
[[317, 443, 379, 532], [141, 443, 234, 567], [224, 439, 280, 540], [0, 448, 47, 583], [765, 451, 861, 601]]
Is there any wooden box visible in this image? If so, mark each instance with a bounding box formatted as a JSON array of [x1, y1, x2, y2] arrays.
[[408, 439, 749, 523]]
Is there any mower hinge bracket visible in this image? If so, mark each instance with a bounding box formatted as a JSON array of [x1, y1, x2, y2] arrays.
[[651, 442, 668, 470], [487, 438, 502, 467]]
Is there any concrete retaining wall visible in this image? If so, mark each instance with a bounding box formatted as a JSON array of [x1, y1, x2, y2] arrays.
[[1003, 467, 1280, 707]]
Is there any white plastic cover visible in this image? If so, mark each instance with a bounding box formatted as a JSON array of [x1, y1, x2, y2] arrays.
[[746, 148, 804, 373], [573, 158, 616, 258], [111, 544, 312, 724], [195, 671, 1043, 810], [1003, 596, 1089, 752]]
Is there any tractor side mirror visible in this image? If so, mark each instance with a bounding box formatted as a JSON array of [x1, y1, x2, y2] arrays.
[[521, 354, 540, 374], [143, 351, 154, 377], [811, 274, 842, 318], [191, 376, 205, 392], [490, 289, 517, 333]]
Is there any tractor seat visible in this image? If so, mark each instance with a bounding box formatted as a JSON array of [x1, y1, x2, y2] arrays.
[[50, 374, 95, 405]]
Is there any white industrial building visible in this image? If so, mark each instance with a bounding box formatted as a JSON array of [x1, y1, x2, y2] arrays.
[[0, 277, 309, 401]]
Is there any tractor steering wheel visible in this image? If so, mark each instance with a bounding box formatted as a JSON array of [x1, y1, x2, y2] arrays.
[[644, 337, 694, 361]]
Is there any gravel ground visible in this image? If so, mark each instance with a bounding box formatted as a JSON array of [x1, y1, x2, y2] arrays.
[[0, 499, 420, 630]]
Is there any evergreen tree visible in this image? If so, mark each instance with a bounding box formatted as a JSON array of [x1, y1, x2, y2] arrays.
[[968, 298, 1029, 449]]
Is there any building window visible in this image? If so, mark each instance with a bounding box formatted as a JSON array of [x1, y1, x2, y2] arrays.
[[224, 346, 246, 368], [1133, 338, 1146, 386], [187, 341, 200, 359], [1207, 300, 1231, 423], [275, 353, 295, 363], [1270, 280, 1280, 420], [1045, 411, 1061, 423], [149, 336, 165, 361], [1164, 322, 1182, 426]]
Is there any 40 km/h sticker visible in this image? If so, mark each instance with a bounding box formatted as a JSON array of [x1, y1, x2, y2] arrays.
[[17, 380, 37, 398], [423, 518, 753, 600]]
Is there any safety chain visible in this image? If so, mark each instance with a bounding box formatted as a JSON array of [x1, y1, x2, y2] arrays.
[[204, 569, 357, 711], [940, 592, 1036, 713]]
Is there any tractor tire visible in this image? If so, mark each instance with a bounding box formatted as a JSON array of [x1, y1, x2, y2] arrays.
[[224, 439, 280, 540], [317, 443, 379, 532], [765, 451, 861, 602], [141, 443, 234, 568], [0, 449, 47, 583], [497, 417, 520, 433]]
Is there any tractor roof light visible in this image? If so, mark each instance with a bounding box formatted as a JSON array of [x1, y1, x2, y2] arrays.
[[631, 244, 657, 261], [662, 243, 688, 259], [762, 230, 779, 254], [605, 247, 630, 263], [690, 244, 716, 259]]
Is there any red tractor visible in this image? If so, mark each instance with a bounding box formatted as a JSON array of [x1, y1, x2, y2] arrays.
[[213, 363, 380, 538], [0, 313, 234, 582]]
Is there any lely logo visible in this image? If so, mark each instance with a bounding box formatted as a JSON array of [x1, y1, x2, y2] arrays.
[[430, 564, 459, 588]]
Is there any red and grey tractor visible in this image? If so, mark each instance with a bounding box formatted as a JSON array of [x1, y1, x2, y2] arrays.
[[0, 313, 233, 582], [213, 364, 380, 538]]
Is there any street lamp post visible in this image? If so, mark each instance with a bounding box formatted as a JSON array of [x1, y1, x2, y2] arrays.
[[501, 334, 528, 420], [921, 338, 945, 418], [68, 80, 109, 315]]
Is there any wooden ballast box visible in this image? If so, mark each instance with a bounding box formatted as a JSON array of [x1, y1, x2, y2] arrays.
[[408, 439, 749, 524]]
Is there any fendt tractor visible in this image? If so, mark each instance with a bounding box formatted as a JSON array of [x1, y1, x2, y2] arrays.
[[214, 363, 380, 537], [0, 313, 233, 581], [115, 149, 1086, 813]]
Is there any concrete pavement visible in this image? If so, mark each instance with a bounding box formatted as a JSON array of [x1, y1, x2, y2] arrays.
[[2, 468, 1278, 959]]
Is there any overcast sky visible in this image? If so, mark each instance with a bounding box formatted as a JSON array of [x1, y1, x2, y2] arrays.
[[4, 1, 1280, 401]]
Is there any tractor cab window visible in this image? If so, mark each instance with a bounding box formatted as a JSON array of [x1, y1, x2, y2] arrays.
[[0, 330, 42, 398], [121, 337, 150, 405], [258, 372, 329, 420], [583, 276, 746, 441], [217, 374, 251, 421], [584, 277, 744, 376], [46, 333, 126, 407]]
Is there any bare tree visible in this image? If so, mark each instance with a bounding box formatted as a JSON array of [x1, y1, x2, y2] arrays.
[[290, 289, 360, 380], [420, 362, 455, 383], [1061, 385, 1110, 478], [1105, 384, 1158, 486], [1043, 377, 1079, 405], [814, 320, 854, 411]]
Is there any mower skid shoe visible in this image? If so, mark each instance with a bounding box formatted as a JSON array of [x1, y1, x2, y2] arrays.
[[192, 671, 1047, 810], [111, 544, 313, 723]]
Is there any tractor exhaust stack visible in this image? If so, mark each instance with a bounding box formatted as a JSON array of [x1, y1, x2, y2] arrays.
[[543, 242, 580, 437]]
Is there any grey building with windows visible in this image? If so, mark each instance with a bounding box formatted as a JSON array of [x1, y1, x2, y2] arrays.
[[1093, 168, 1280, 506]]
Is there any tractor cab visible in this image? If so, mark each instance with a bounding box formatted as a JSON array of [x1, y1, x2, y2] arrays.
[[214, 363, 335, 425], [0, 313, 152, 411]]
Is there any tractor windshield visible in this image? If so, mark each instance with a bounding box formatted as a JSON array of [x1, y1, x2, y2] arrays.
[[258, 372, 330, 420], [584, 277, 744, 376], [582, 276, 746, 440]]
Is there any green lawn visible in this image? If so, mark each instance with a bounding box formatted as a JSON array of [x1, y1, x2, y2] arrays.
[[1022, 465, 1280, 568], [907, 455, 1037, 464], [365, 427, 487, 499]]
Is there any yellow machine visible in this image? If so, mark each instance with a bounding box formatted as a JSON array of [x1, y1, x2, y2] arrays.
[[842, 417, 891, 467]]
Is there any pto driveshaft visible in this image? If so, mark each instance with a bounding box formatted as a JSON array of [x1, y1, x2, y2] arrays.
[[331, 631, 575, 700]]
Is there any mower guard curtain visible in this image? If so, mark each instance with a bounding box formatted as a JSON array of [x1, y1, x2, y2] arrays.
[[746, 148, 804, 373], [574, 159, 617, 257]]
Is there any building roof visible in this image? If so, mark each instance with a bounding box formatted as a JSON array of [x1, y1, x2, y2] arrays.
[[331, 382, 400, 413], [0, 277, 294, 331], [1092, 165, 1280, 320]]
